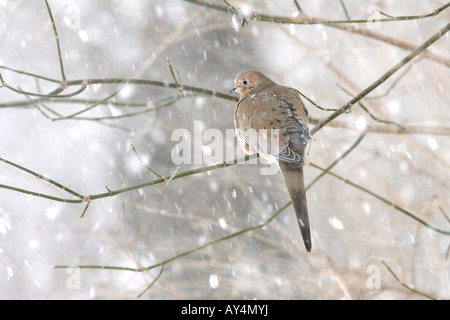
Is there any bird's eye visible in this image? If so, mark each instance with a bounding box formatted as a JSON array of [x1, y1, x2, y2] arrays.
[[243, 80, 248, 85]]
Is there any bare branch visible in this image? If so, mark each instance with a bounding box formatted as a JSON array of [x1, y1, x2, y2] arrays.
[[382, 261, 437, 300], [310, 22, 450, 136], [183, 0, 450, 25], [44, 0, 66, 81]]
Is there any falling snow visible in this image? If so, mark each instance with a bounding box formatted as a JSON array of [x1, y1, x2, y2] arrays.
[[0, 0, 448, 301]]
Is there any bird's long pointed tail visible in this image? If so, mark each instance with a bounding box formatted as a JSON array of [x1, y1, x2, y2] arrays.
[[280, 164, 311, 252]]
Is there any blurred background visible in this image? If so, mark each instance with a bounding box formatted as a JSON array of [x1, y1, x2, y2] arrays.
[[0, 0, 449, 299]]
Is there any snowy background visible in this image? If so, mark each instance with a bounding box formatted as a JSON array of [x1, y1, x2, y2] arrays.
[[0, 0, 449, 299]]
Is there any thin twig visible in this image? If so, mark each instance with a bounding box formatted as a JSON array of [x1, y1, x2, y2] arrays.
[[0, 75, 236, 102], [182, 0, 450, 67], [54, 89, 121, 120], [329, 23, 450, 68], [336, 83, 405, 130], [53, 198, 290, 271], [382, 261, 437, 300], [307, 133, 366, 189], [137, 265, 165, 298], [293, 0, 303, 13], [222, 0, 238, 14], [310, 22, 450, 136], [184, 0, 450, 25], [3, 90, 450, 137], [51, 95, 182, 122], [440, 207, 450, 261], [165, 166, 180, 185], [295, 89, 338, 112], [0, 73, 87, 98], [79, 200, 91, 218], [0, 157, 84, 200], [310, 162, 450, 236], [446, 244, 450, 261], [131, 144, 166, 179], [0, 155, 256, 203], [166, 58, 183, 93], [438, 206, 450, 224], [365, 61, 417, 100], [308, 118, 450, 136], [44, 0, 66, 81], [339, 0, 350, 20], [0, 65, 60, 83]]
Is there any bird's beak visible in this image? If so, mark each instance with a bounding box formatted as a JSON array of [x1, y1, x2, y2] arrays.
[[229, 86, 237, 94]]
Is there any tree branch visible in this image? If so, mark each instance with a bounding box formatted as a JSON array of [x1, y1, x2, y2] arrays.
[[310, 22, 450, 136], [44, 0, 66, 81]]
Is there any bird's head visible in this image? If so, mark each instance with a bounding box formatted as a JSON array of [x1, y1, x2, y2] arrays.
[[229, 71, 269, 96]]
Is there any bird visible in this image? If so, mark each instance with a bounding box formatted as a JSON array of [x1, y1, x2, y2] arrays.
[[229, 70, 312, 252]]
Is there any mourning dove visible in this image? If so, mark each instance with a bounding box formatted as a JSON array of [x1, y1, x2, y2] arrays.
[[230, 71, 312, 252]]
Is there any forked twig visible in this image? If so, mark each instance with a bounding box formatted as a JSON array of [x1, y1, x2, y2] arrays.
[[310, 22, 450, 136], [382, 261, 437, 300]]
